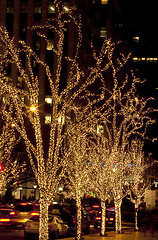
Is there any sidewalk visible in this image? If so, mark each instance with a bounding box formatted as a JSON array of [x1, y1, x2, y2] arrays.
[[60, 228, 158, 240]]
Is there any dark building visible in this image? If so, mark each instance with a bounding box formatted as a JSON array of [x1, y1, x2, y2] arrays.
[[115, 0, 158, 158], [0, 0, 157, 157], [0, 0, 110, 121]]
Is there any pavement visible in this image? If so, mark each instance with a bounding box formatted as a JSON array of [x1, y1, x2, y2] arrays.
[[59, 227, 158, 240]]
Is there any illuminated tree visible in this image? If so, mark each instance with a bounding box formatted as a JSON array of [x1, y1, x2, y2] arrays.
[[89, 137, 130, 234], [0, 1, 156, 239], [88, 45, 156, 233], [87, 133, 112, 236], [126, 139, 152, 231], [0, 1, 117, 239], [0, 115, 25, 198], [60, 126, 93, 240]]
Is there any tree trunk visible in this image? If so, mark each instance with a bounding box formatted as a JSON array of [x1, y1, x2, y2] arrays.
[[100, 199, 106, 236], [134, 202, 139, 231], [114, 199, 122, 233], [39, 195, 49, 240], [75, 196, 82, 240]]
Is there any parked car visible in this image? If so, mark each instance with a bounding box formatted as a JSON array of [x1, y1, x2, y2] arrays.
[[24, 214, 69, 239], [58, 204, 90, 235], [0, 205, 14, 229], [10, 202, 40, 228], [88, 203, 115, 229]]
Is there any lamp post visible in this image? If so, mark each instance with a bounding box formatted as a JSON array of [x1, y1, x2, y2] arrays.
[[30, 106, 37, 112], [19, 186, 23, 200], [34, 185, 37, 200]]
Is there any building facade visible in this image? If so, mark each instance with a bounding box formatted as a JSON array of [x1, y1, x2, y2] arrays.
[[0, 0, 157, 202]]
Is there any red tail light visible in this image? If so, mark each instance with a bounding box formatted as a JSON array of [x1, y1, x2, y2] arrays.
[[9, 211, 15, 215], [93, 205, 100, 208], [31, 212, 39, 216]]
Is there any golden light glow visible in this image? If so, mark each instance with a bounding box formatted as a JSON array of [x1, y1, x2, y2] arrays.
[[0, 0, 156, 239], [0, 120, 25, 196], [30, 106, 36, 112], [101, 0, 108, 4]]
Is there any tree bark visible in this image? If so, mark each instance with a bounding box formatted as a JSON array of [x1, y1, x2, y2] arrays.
[[75, 196, 82, 240], [100, 199, 106, 236], [39, 194, 49, 240], [134, 202, 139, 231], [114, 199, 122, 233]]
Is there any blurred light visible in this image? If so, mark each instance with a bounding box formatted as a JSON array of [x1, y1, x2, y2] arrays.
[[30, 106, 36, 112], [9, 211, 15, 216], [93, 205, 100, 208], [45, 97, 52, 104], [0, 219, 11, 222]]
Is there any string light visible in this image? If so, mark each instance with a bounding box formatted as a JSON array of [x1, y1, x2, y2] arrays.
[[85, 43, 157, 234], [0, 119, 25, 196], [0, 1, 157, 239], [126, 139, 155, 231], [0, 1, 112, 239]]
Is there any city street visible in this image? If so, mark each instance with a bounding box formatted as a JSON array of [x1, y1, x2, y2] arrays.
[[0, 227, 158, 240], [64, 230, 158, 240]]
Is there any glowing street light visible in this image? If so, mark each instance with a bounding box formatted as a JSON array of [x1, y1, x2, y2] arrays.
[[30, 106, 36, 112]]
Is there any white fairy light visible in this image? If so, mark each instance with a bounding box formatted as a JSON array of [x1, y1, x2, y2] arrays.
[[0, 2, 117, 239], [0, 118, 25, 196], [126, 139, 156, 231], [0, 1, 156, 239]]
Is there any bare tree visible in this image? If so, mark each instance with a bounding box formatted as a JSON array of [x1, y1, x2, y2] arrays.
[[0, 114, 25, 199], [126, 139, 153, 231], [87, 47, 156, 233], [87, 133, 112, 236], [60, 126, 93, 240], [0, 2, 116, 239], [0, 1, 156, 239]]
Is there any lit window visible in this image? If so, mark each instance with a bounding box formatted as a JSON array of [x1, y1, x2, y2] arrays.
[[7, 7, 13, 13], [63, 4, 69, 12], [100, 27, 107, 38], [21, 4, 27, 13], [133, 36, 139, 43], [45, 96, 52, 105], [101, 0, 108, 4], [34, 6, 41, 13], [45, 115, 51, 124], [48, 5, 55, 13], [47, 40, 54, 51], [58, 116, 65, 125]]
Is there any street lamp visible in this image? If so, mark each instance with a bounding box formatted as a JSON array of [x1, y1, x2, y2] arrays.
[[34, 185, 37, 200], [30, 106, 36, 112], [19, 186, 23, 200]]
